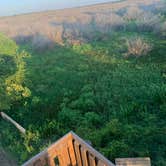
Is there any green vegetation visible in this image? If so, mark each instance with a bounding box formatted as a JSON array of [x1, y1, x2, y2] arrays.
[[0, 2, 166, 166]]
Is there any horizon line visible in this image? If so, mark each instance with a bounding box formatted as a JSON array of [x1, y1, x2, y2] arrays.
[[0, 0, 121, 18]]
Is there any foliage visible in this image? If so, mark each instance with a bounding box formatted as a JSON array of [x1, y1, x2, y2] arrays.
[[0, 33, 31, 111], [72, 43, 93, 54], [0, 3, 166, 166]]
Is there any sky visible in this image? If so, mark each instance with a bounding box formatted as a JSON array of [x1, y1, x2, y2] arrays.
[[0, 0, 119, 16]]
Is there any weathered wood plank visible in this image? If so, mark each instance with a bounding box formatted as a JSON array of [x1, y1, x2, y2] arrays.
[[88, 153, 96, 166], [115, 158, 151, 166], [80, 147, 88, 166], [74, 142, 82, 166], [67, 139, 77, 166]]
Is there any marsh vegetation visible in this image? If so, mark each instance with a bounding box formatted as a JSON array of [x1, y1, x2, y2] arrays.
[[0, 0, 166, 165]]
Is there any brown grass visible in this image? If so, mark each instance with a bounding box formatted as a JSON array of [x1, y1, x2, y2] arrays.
[[0, 0, 161, 44], [126, 37, 152, 57]]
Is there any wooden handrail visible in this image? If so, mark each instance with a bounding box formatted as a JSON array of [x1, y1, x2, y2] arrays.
[[115, 158, 151, 166], [23, 131, 115, 166], [0, 112, 26, 134]]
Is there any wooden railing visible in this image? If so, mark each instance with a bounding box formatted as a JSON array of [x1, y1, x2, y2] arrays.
[[23, 131, 115, 166], [115, 158, 151, 166], [0, 112, 26, 134]]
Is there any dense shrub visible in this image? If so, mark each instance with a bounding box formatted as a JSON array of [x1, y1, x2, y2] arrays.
[[0, 54, 16, 76], [0, 33, 31, 110], [124, 6, 162, 32], [136, 12, 161, 32], [31, 34, 54, 52], [94, 13, 125, 32], [124, 6, 143, 21]]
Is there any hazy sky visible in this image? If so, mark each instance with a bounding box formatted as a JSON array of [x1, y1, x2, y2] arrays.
[[0, 0, 118, 16]]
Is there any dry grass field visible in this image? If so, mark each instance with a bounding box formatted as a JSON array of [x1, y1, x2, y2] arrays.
[[0, 0, 162, 45]]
